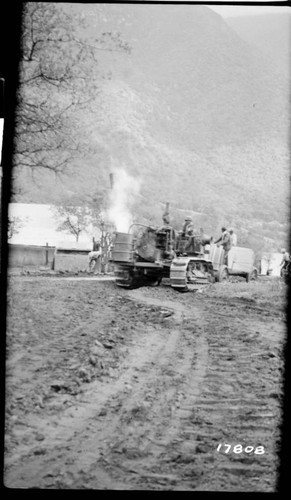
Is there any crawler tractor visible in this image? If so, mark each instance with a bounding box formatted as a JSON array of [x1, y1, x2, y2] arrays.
[[110, 206, 258, 291], [110, 222, 215, 291]]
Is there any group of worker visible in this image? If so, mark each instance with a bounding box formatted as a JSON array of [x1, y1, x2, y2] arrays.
[[161, 214, 238, 260], [182, 216, 290, 273], [182, 217, 237, 262]]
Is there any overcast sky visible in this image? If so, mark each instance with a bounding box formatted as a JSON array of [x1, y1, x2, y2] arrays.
[[207, 2, 290, 17], [137, 2, 290, 18]]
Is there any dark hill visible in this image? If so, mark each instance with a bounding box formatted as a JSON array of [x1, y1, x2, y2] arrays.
[[73, 3, 289, 150], [15, 4, 290, 250], [226, 12, 291, 79]]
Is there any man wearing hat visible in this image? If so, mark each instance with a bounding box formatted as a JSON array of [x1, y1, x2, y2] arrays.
[[229, 228, 237, 246], [214, 227, 232, 264]]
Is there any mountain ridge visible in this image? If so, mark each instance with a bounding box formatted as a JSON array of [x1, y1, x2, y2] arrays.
[[13, 4, 290, 251]]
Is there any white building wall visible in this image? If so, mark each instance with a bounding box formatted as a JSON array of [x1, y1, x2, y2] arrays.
[[260, 253, 282, 277]]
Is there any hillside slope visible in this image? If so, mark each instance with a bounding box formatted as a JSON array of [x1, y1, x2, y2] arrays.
[[226, 12, 291, 79], [14, 4, 290, 249]]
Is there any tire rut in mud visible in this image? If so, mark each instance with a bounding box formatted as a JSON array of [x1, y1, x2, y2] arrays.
[[5, 279, 284, 491], [169, 297, 284, 492], [95, 289, 209, 489], [101, 287, 284, 491], [4, 285, 208, 490]]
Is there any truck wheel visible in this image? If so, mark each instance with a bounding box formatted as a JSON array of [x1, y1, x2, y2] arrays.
[[217, 266, 229, 282], [246, 269, 258, 282]]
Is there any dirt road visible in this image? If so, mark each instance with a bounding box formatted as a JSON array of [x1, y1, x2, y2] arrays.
[[4, 276, 286, 491]]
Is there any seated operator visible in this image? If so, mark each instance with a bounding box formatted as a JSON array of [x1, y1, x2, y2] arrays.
[[182, 216, 194, 237]]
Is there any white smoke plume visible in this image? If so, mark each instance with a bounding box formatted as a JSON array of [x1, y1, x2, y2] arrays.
[[107, 168, 141, 232]]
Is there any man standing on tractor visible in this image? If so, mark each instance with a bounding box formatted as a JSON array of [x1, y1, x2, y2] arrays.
[[182, 216, 196, 253], [214, 227, 232, 265]]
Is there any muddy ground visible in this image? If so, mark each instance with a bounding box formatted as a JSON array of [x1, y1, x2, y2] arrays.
[[3, 275, 287, 491]]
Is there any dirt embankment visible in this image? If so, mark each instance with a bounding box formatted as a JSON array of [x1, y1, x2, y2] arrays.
[[4, 277, 286, 491]]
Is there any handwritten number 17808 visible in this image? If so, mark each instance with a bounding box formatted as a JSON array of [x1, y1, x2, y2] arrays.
[[217, 443, 265, 454]]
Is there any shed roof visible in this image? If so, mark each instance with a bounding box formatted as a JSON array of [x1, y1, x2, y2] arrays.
[[56, 241, 92, 251]]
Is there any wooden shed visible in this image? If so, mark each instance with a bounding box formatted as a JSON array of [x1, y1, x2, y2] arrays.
[[53, 241, 92, 272]]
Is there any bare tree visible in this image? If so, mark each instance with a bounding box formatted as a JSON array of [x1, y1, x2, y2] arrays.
[[14, 3, 130, 174], [7, 216, 25, 240], [52, 204, 96, 242]]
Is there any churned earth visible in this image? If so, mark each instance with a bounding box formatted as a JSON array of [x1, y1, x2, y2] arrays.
[[4, 275, 286, 491]]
